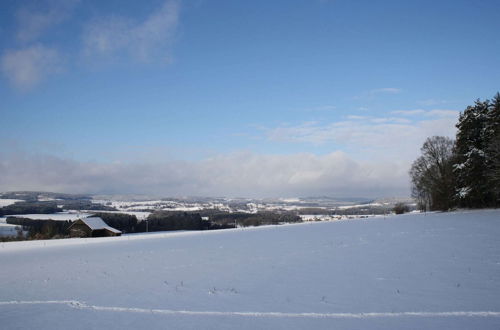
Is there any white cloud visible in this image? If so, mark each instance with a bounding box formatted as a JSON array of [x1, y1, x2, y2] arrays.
[[0, 150, 411, 198], [370, 87, 402, 94], [265, 113, 458, 161], [305, 105, 336, 112], [391, 109, 459, 117], [391, 109, 426, 116], [16, 0, 80, 42], [370, 117, 410, 124], [425, 109, 459, 117], [1, 45, 62, 90], [83, 0, 180, 63], [417, 98, 449, 106], [353, 88, 402, 100], [346, 115, 368, 120]]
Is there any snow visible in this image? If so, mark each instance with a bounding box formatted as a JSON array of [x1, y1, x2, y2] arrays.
[[78, 217, 108, 230], [299, 214, 369, 221], [280, 198, 301, 203], [77, 217, 121, 234], [0, 198, 23, 207], [1, 209, 500, 329], [86, 210, 151, 220], [38, 197, 59, 202], [104, 227, 121, 234], [2, 212, 92, 221], [465, 148, 486, 158], [0, 223, 22, 237], [336, 202, 387, 210], [458, 187, 471, 198]]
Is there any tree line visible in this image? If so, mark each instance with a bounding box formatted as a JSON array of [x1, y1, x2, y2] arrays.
[[0, 200, 118, 216], [410, 93, 500, 211], [4, 210, 303, 241], [0, 202, 62, 216]]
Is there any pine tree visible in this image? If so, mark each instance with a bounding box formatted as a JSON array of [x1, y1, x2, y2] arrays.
[[486, 93, 500, 204], [454, 99, 495, 207], [489, 93, 500, 134]]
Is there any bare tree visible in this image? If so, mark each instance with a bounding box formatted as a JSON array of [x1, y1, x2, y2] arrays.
[[409, 136, 455, 211]]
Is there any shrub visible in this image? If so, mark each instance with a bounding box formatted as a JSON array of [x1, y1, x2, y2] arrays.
[[393, 202, 410, 215]]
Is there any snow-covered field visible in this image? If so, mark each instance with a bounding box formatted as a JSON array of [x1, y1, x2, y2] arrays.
[[1, 210, 499, 329], [85, 210, 151, 221], [92, 199, 210, 212], [0, 223, 21, 237], [0, 211, 91, 221], [0, 198, 22, 207], [299, 214, 379, 221]]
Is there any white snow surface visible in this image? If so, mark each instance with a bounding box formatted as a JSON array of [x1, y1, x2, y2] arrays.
[[77, 217, 121, 234], [1, 210, 500, 329], [0, 198, 23, 207], [0, 223, 22, 237], [86, 210, 151, 220], [2, 211, 92, 221]]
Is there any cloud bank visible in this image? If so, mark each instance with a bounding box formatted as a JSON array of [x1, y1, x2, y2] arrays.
[[265, 110, 458, 161], [0, 108, 458, 198], [0, 151, 410, 198]]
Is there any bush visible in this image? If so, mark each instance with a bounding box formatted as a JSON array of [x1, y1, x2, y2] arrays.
[[393, 203, 410, 215]]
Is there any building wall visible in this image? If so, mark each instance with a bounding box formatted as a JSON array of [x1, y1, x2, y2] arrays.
[[69, 223, 91, 237]]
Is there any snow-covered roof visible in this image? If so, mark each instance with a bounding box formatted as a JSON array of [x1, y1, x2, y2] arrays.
[[79, 217, 121, 234]]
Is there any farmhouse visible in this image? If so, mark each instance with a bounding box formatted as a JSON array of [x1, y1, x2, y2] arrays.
[[68, 217, 121, 237]]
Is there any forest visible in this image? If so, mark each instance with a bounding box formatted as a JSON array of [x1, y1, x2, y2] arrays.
[[410, 93, 500, 211]]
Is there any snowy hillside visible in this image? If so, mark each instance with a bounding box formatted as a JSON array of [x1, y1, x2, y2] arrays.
[[1, 210, 499, 329]]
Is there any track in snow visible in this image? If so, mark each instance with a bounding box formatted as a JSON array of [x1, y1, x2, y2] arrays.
[[1, 300, 500, 319]]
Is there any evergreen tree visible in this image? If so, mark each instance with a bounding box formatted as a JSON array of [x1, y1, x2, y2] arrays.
[[454, 99, 495, 207], [488, 93, 500, 134], [486, 93, 500, 204]]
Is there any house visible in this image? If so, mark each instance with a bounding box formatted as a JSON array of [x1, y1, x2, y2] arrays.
[[68, 217, 122, 237]]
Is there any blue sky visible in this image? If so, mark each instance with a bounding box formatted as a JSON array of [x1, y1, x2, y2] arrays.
[[1, 0, 499, 197]]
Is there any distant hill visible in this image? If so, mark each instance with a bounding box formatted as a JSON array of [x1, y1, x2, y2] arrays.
[[0, 191, 92, 202]]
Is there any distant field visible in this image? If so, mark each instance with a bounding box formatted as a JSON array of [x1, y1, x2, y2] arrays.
[[0, 199, 23, 207], [1, 210, 499, 329]]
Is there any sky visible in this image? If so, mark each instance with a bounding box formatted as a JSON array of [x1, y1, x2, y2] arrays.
[[1, 0, 499, 198]]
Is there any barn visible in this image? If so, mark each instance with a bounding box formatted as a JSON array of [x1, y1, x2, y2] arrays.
[[68, 217, 122, 237]]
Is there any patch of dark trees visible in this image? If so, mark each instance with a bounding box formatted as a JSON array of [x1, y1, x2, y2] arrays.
[[6, 217, 72, 240], [296, 206, 412, 216], [175, 210, 302, 227], [4, 210, 304, 241], [0, 191, 91, 202], [137, 211, 210, 232], [0, 202, 62, 216], [334, 206, 401, 216], [58, 200, 117, 211], [410, 93, 500, 211], [0, 200, 116, 217]]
